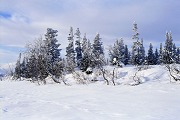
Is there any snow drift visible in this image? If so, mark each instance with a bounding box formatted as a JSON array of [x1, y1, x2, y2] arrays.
[[1, 65, 180, 120]]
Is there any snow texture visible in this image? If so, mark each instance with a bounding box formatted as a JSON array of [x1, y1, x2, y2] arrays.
[[1, 65, 180, 120]]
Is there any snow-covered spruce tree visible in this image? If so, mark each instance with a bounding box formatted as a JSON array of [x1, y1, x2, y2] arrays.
[[176, 48, 180, 64], [131, 22, 145, 65], [163, 31, 173, 64], [24, 36, 49, 83], [66, 27, 76, 73], [20, 57, 28, 78], [154, 48, 159, 65], [109, 38, 125, 65], [81, 34, 92, 71], [124, 45, 130, 65], [159, 43, 164, 64], [172, 43, 177, 63], [26, 54, 39, 81], [147, 43, 154, 65], [14, 53, 22, 80], [81, 33, 88, 54], [36, 55, 48, 84], [139, 39, 145, 64], [44, 28, 63, 79], [131, 21, 139, 65], [92, 33, 105, 68], [74, 28, 82, 68]]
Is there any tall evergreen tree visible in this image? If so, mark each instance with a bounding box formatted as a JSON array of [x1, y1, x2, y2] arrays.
[[44, 28, 63, 77], [159, 43, 164, 64], [132, 21, 139, 41], [66, 27, 76, 73], [147, 43, 154, 65], [20, 57, 28, 78], [14, 53, 22, 79], [81, 33, 89, 55], [75, 28, 82, 68], [37, 55, 48, 83], [124, 45, 130, 65], [26, 54, 38, 80], [81, 34, 92, 71], [172, 43, 177, 62], [131, 22, 145, 65], [118, 38, 125, 63], [176, 48, 180, 64], [154, 48, 159, 65], [92, 33, 105, 67], [163, 31, 173, 64], [109, 38, 125, 65], [139, 39, 145, 64]]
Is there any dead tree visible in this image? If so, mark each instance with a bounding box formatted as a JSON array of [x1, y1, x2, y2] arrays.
[[90, 52, 117, 85], [165, 64, 180, 82]]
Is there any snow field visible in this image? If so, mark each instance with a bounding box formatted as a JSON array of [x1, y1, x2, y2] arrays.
[[1, 65, 180, 120]]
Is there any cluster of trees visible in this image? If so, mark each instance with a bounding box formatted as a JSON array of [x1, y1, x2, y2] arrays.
[[109, 22, 180, 66], [14, 28, 64, 84], [13, 22, 180, 84], [13, 27, 105, 83]]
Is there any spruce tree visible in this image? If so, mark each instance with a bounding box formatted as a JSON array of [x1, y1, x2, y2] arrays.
[[163, 32, 173, 64], [176, 48, 180, 64], [81, 34, 92, 71], [147, 43, 154, 65], [172, 43, 177, 63], [14, 53, 22, 79], [131, 22, 145, 65], [124, 45, 130, 65], [20, 57, 28, 78], [37, 55, 48, 82], [66, 27, 76, 73], [159, 43, 164, 64], [44, 28, 63, 77], [75, 28, 82, 68], [154, 48, 159, 65], [92, 33, 105, 67], [109, 38, 125, 65], [26, 54, 38, 80], [139, 39, 145, 65]]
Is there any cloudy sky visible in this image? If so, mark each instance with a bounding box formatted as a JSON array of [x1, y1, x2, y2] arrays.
[[0, 0, 180, 65]]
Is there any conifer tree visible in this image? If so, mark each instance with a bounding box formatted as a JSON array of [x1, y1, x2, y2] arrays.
[[176, 48, 180, 64], [131, 22, 145, 65], [66, 27, 76, 73], [81, 34, 92, 71], [26, 54, 38, 80], [44, 28, 63, 77], [154, 48, 159, 65], [20, 57, 28, 78], [75, 28, 82, 68], [37, 55, 48, 83], [14, 53, 22, 79], [109, 38, 126, 65], [159, 43, 164, 64], [124, 45, 130, 65], [92, 33, 105, 67], [163, 32, 173, 64], [147, 43, 154, 65], [81, 33, 88, 54], [172, 43, 177, 62]]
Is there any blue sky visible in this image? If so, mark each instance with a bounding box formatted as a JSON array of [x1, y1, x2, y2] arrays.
[[0, 0, 180, 66]]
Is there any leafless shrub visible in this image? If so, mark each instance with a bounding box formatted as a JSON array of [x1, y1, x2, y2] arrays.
[[165, 63, 180, 82]]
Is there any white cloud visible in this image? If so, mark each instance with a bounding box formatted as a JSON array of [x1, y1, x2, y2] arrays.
[[0, 0, 179, 65], [0, 48, 19, 64]]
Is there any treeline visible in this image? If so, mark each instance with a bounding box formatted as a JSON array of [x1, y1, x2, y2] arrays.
[[13, 22, 180, 84]]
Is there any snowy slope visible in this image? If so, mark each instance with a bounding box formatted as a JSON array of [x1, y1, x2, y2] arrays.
[[1, 65, 180, 120]]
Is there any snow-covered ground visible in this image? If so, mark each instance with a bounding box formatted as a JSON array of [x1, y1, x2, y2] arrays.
[[1, 65, 180, 120]]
